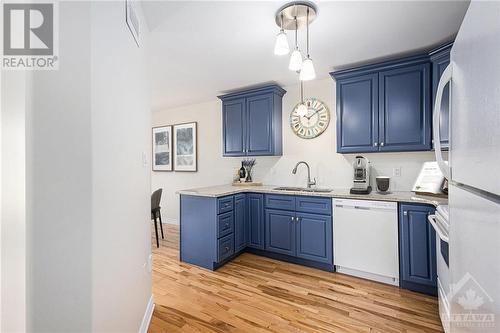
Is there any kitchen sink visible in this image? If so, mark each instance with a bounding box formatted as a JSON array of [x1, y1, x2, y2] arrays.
[[273, 186, 333, 193]]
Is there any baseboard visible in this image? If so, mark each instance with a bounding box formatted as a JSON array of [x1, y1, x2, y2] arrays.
[[138, 295, 155, 333], [162, 217, 178, 225]]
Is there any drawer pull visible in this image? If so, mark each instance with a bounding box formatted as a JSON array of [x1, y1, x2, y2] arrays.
[[225, 223, 229, 228], [224, 246, 229, 252]]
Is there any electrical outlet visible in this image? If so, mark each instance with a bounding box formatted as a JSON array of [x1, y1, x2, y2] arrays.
[[393, 167, 401, 177]]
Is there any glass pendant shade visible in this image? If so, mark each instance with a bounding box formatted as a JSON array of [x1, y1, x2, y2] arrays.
[[299, 57, 316, 81], [274, 30, 290, 55], [297, 103, 308, 117], [288, 48, 303, 71]]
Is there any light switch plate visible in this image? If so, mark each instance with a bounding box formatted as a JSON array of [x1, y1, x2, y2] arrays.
[[393, 167, 401, 177]]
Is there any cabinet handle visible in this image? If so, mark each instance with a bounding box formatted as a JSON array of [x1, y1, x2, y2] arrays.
[[380, 142, 385, 147], [296, 217, 300, 223], [225, 223, 229, 228], [291, 217, 295, 222], [374, 142, 378, 147], [403, 211, 408, 216], [225, 246, 229, 252]]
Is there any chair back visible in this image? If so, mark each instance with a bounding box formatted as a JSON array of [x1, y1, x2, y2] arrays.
[[151, 188, 162, 211]]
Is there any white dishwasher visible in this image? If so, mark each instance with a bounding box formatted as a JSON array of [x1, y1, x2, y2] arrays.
[[333, 198, 399, 286]]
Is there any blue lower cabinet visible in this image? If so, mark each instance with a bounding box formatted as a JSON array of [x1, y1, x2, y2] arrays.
[[217, 211, 234, 238], [265, 194, 295, 211], [399, 203, 437, 295], [296, 212, 332, 264], [181, 193, 333, 272], [218, 233, 234, 262], [234, 194, 247, 252], [265, 209, 296, 256], [247, 193, 265, 250]]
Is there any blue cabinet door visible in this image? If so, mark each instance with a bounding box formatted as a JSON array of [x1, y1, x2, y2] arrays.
[[234, 194, 247, 252], [336, 74, 379, 153], [399, 204, 437, 295], [295, 212, 332, 264], [222, 98, 246, 156], [246, 93, 274, 156], [247, 193, 264, 250], [265, 209, 296, 256], [431, 45, 451, 149], [378, 64, 431, 151]]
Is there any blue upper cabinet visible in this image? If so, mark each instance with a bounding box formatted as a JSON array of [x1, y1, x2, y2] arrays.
[[222, 98, 246, 156], [378, 63, 431, 151], [219, 85, 286, 157], [399, 203, 437, 296], [331, 52, 441, 153], [430, 43, 452, 150], [335, 74, 379, 153]]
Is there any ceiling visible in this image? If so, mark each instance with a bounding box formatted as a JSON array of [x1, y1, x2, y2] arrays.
[[142, 1, 469, 111]]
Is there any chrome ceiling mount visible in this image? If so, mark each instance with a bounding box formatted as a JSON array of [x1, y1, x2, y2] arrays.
[[274, 1, 318, 30]]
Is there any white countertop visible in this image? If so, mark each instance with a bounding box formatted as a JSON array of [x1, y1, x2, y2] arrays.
[[177, 184, 448, 207]]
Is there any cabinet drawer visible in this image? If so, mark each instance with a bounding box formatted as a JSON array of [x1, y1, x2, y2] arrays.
[[217, 233, 234, 262], [296, 196, 332, 215], [217, 211, 234, 238], [218, 196, 234, 214], [265, 194, 295, 211]]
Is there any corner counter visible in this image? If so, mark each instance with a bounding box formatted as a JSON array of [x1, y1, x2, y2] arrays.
[[177, 184, 448, 207]]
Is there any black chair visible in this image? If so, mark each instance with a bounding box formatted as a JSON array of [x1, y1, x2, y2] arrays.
[[151, 189, 164, 248]]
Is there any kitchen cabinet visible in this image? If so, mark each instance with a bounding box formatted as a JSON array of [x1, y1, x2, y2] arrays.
[[430, 43, 452, 149], [234, 194, 247, 252], [219, 85, 286, 157], [335, 73, 379, 153], [265, 209, 296, 256], [263, 194, 333, 269], [399, 203, 437, 295], [247, 193, 264, 250], [180, 192, 333, 271], [295, 212, 332, 264], [378, 63, 431, 151], [331, 54, 435, 153]]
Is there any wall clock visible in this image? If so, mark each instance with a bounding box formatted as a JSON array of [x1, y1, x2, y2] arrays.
[[290, 98, 330, 139]]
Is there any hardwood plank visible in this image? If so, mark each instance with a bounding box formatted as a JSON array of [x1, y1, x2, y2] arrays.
[[149, 224, 443, 333]]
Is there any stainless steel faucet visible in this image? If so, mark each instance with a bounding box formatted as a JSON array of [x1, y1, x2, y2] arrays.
[[292, 161, 316, 188]]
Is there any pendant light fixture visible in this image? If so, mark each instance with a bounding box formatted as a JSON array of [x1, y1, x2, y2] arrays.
[[297, 80, 308, 117], [274, 13, 290, 56], [299, 7, 316, 81], [288, 16, 303, 71]]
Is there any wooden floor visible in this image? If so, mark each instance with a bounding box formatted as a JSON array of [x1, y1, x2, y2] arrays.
[[149, 224, 443, 333]]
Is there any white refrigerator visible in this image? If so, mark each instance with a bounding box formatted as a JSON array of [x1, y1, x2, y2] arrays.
[[433, 1, 500, 332]]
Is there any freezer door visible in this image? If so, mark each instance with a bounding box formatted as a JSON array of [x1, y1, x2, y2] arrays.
[[450, 1, 500, 196], [449, 184, 500, 331]]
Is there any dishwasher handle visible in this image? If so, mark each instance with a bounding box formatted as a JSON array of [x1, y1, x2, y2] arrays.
[[334, 199, 397, 212]]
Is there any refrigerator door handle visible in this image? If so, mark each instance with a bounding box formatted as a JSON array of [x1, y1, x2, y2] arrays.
[[433, 63, 452, 180]]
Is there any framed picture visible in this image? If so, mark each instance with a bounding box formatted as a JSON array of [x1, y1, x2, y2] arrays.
[[173, 122, 197, 172], [152, 126, 172, 171]]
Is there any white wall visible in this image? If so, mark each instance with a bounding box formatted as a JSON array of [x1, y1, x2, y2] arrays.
[[152, 78, 438, 224], [2, 1, 153, 332], [1, 71, 27, 333], [90, 1, 152, 332]]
